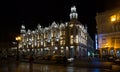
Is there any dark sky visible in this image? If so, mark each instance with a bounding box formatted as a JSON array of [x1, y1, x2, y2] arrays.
[[1, 0, 120, 43]]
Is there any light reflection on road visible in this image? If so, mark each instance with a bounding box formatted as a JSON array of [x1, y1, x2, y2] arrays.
[[0, 62, 106, 72]]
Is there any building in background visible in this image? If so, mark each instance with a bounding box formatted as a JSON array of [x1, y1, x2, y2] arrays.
[[87, 34, 94, 57], [18, 6, 93, 58], [96, 8, 120, 58]]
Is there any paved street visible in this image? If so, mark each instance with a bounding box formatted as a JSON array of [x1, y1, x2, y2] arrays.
[[0, 62, 107, 72], [0, 58, 120, 72]]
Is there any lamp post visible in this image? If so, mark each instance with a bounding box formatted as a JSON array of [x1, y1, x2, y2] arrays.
[[15, 36, 21, 61], [111, 15, 117, 57], [28, 41, 34, 63]]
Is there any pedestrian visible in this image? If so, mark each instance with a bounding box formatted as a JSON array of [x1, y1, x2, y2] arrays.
[[63, 56, 67, 66], [29, 55, 34, 63]]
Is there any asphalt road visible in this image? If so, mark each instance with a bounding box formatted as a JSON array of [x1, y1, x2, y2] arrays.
[[0, 62, 107, 72]]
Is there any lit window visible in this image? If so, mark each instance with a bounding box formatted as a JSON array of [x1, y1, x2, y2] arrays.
[[46, 48, 49, 50], [51, 32, 53, 37], [44, 42, 46, 47], [23, 43, 26, 45], [60, 32, 62, 36], [61, 50, 63, 53], [41, 48, 43, 51], [44, 34, 47, 38], [32, 37, 34, 41], [70, 35, 73, 44], [66, 46, 69, 50], [53, 51, 55, 53], [27, 38, 28, 41], [70, 46, 74, 48], [51, 42, 54, 46], [27, 49, 30, 51], [117, 51, 120, 53], [60, 41, 63, 45], [76, 35, 78, 43], [71, 35, 73, 38], [62, 31, 65, 35], [32, 44, 34, 48], [55, 47, 58, 50], [48, 39, 50, 42], [61, 47, 63, 49], [60, 40, 65, 45], [37, 35, 39, 40], [41, 42, 43, 45], [102, 38, 106, 44], [37, 42, 40, 47], [60, 37, 63, 40], [28, 42, 32, 45], [34, 42, 37, 46], [56, 38, 59, 41], [63, 40, 65, 45], [70, 24, 73, 27], [27, 45, 28, 48]]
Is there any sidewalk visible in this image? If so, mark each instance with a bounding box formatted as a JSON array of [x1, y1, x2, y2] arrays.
[[71, 58, 112, 69]]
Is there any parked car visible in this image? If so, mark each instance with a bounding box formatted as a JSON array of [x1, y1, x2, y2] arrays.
[[114, 58, 120, 65], [107, 56, 116, 61]]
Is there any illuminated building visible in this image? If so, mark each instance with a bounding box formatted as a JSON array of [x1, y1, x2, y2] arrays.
[[18, 6, 93, 58], [96, 8, 120, 58]]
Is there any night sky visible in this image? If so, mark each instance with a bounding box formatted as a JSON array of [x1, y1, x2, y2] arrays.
[[1, 0, 120, 43]]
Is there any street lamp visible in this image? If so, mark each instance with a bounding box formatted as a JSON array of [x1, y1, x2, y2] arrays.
[[15, 36, 21, 61], [110, 15, 118, 57], [111, 15, 116, 22]]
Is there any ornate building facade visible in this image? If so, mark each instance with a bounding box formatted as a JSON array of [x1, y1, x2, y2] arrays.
[[18, 6, 92, 58], [96, 8, 120, 58]]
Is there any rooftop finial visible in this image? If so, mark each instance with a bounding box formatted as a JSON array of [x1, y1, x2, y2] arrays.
[[71, 6, 76, 12]]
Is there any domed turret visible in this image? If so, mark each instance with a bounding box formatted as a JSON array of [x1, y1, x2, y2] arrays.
[[69, 6, 78, 20]]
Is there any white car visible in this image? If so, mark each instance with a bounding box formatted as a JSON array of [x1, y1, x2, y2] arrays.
[[114, 58, 120, 64], [67, 58, 74, 62]]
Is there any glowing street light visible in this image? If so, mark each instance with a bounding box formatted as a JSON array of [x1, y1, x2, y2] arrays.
[[110, 15, 119, 57], [16, 36, 21, 41], [111, 15, 116, 22]]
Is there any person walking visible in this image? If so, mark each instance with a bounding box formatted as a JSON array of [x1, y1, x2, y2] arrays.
[[63, 56, 67, 66]]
